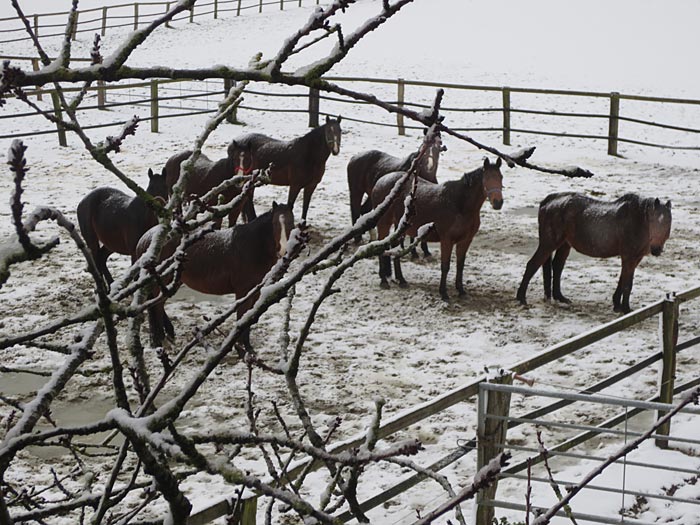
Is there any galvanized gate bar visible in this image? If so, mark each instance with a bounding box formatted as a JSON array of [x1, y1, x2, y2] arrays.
[[481, 383, 700, 415]]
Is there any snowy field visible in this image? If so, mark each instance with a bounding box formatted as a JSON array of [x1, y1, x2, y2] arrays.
[[1, 1, 699, 524]]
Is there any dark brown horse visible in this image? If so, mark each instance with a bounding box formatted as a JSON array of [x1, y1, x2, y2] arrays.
[[372, 157, 504, 300], [347, 131, 445, 246], [163, 141, 255, 226], [135, 203, 295, 349], [234, 115, 342, 221], [516, 192, 672, 313], [77, 168, 168, 284]]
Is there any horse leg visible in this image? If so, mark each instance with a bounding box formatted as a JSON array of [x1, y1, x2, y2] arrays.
[[378, 255, 392, 288], [376, 218, 393, 288], [439, 239, 453, 301], [301, 183, 319, 222], [409, 237, 419, 260], [454, 239, 472, 297], [517, 244, 553, 305], [96, 246, 114, 285], [242, 186, 257, 223], [147, 302, 168, 348], [235, 292, 258, 353], [287, 184, 302, 212], [393, 253, 408, 288], [614, 256, 641, 313], [542, 256, 552, 300], [421, 240, 431, 257], [552, 244, 572, 303]]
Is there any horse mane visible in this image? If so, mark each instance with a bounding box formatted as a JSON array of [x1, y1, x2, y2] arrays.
[[293, 123, 327, 149], [460, 166, 484, 189]]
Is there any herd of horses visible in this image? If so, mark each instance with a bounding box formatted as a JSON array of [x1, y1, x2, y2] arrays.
[[77, 116, 673, 348]]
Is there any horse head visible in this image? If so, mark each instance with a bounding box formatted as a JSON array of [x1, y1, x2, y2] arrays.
[[417, 130, 444, 183], [482, 157, 504, 210], [271, 201, 295, 258], [146, 167, 169, 201], [227, 140, 255, 176], [324, 115, 342, 156], [648, 198, 672, 256]]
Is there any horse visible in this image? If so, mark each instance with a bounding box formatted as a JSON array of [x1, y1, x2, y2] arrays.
[[163, 141, 256, 227], [77, 168, 168, 284], [516, 192, 672, 313], [135, 203, 295, 349], [346, 131, 445, 248], [372, 157, 504, 300], [233, 115, 342, 221]]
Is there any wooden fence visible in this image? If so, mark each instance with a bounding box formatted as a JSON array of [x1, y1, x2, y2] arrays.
[[0, 0, 322, 44], [187, 285, 700, 524], [2, 67, 699, 156]]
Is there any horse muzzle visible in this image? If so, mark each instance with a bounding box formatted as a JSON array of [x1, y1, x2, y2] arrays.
[[491, 198, 503, 210], [651, 246, 663, 256]]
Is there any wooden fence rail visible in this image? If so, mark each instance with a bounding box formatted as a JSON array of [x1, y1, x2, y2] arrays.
[[0, 0, 322, 44], [2, 66, 699, 155]]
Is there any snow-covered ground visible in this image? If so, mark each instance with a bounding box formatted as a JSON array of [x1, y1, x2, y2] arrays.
[[1, 1, 699, 524]]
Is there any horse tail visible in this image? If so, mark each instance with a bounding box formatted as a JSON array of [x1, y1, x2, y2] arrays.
[[76, 193, 99, 254], [347, 156, 363, 226]]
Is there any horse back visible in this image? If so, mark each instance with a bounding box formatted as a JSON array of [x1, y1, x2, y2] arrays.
[[539, 192, 644, 258], [164, 150, 213, 195], [80, 187, 146, 255]]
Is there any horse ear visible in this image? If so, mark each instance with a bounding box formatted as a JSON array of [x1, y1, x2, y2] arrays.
[[423, 128, 428, 136], [148, 168, 154, 178], [654, 197, 661, 207], [666, 200, 672, 209], [325, 115, 330, 124], [337, 115, 342, 123], [483, 158, 490, 168], [272, 201, 278, 210], [495, 157, 502, 168]]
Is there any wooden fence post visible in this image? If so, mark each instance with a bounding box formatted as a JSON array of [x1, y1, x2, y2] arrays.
[[165, 3, 171, 28], [475, 374, 512, 525], [150, 80, 159, 133], [397, 78, 406, 136], [31, 59, 42, 101], [33, 14, 39, 38], [280, 0, 284, 10], [50, 91, 68, 147], [134, 4, 139, 30], [101, 7, 108, 36], [607, 91, 620, 156], [308, 87, 320, 128], [299, 0, 302, 6], [215, 0, 219, 18], [656, 292, 679, 449], [259, 0, 263, 13], [502, 87, 511, 146], [237, 0, 242, 16], [223, 79, 239, 124], [190, 4, 195, 22], [97, 81, 106, 109]]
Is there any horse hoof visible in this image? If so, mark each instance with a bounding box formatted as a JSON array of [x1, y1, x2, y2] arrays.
[[410, 252, 419, 260], [380, 281, 390, 290], [554, 295, 571, 304], [440, 293, 450, 303], [457, 289, 467, 297], [397, 280, 409, 289]]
